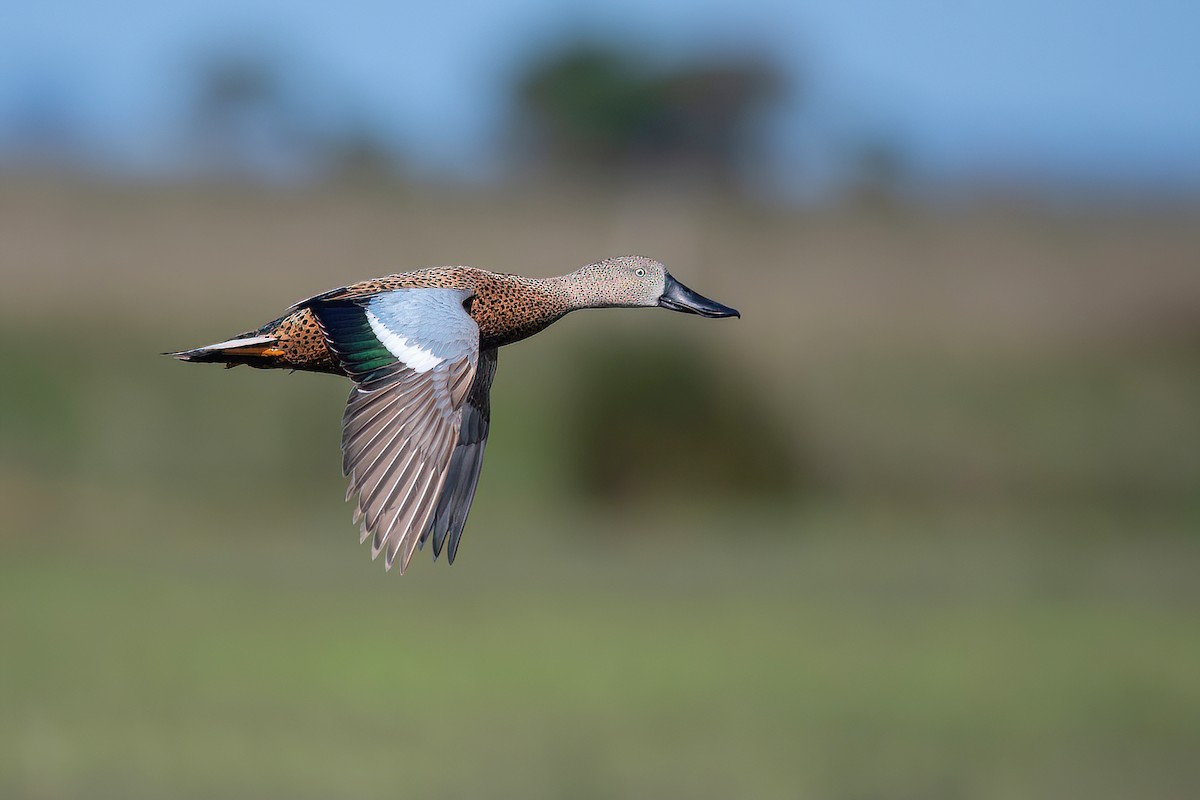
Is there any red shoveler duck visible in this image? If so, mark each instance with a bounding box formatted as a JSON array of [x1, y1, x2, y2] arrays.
[[170, 255, 739, 573]]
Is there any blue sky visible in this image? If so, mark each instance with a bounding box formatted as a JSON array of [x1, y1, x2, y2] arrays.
[[1, 0, 1197, 192]]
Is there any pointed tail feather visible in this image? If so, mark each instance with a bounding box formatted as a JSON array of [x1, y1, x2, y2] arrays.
[[166, 335, 284, 368]]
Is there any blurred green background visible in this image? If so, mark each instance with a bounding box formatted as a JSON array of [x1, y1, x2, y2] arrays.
[[2, 3, 1200, 799]]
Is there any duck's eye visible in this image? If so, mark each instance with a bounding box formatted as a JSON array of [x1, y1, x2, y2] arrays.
[[635, 268, 646, 277]]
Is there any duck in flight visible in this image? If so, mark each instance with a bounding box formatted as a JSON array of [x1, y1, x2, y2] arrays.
[[169, 256, 740, 573]]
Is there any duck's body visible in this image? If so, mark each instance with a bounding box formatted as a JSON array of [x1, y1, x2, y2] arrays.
[[171, 256, 738, 573], [192, 267, 588, 375]]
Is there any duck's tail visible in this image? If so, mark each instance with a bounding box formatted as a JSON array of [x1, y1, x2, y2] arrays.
[[166, 334, 287, 369]]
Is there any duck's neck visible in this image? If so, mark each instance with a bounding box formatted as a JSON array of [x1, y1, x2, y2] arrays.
[[541, 269, 606, 312], [515, 273, 585, 314]]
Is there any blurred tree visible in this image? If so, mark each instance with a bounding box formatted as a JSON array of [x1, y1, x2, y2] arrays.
[[323, 124, 404, 186], [516, 44, 786, 184], [846, 134, 909, 208], [188, 48, 308, 175], [3, 71, 85, 169], [185, 44, 402, 181]]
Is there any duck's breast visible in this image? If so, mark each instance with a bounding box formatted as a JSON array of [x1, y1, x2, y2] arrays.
[[469, 273, 570, 348]]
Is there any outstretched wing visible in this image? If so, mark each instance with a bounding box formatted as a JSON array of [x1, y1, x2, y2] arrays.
[[310, 288, 482, 573], [420, 347, 497, 563]]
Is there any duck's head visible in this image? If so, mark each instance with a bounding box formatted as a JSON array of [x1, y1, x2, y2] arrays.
[[573, 255, 741, 318]]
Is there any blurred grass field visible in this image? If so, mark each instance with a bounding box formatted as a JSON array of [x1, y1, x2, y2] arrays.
[[1, 180, 1198, 799]]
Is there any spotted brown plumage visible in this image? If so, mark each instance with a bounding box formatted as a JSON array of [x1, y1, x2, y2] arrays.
[[168, 255, 739, 574]]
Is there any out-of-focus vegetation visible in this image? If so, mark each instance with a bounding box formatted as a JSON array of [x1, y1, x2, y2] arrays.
[[566, 331, 802, 502], [517, 44, 784, 183], [1, 178, 1198, 799], [182, 43, 401, 181]]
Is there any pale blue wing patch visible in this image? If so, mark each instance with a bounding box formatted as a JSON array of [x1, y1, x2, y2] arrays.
[[311, 288, 476, 381], [365, 289, 477, 371]]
